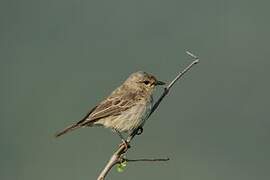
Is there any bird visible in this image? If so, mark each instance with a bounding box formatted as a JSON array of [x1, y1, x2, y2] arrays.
[[55, 71, 165, 144]]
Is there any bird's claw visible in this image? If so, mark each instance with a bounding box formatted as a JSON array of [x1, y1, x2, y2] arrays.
[[119, 140, 130, 151], [136, 127, 143, 135]]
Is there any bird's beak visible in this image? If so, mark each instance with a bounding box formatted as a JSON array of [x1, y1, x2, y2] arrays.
[[155, 80, 166, 86]]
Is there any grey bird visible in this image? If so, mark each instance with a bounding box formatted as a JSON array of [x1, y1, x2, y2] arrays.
[[55, 71, 165, 142]]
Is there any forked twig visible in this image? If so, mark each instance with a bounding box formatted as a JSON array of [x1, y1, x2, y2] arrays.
[[97, 51, 199, 180]]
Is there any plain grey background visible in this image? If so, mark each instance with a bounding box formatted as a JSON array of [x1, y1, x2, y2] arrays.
[[1, 0, 269, 180]]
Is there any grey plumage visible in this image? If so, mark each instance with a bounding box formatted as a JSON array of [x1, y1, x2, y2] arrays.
[[55, 71, 165, 138]]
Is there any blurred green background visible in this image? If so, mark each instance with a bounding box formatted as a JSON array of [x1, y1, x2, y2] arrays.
[[1, 0, 269, 179]]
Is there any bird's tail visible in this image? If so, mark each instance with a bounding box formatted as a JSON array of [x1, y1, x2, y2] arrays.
[[55, 106, 98, 138], [54, 123, 82, 138]]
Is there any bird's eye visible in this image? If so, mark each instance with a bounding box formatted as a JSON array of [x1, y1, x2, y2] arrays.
[[143, 80, 150, 85]]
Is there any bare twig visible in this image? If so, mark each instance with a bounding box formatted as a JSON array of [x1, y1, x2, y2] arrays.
[[148, 51, 199, 118], [97, 51, 199, 180], [124, 157, 170, 162]]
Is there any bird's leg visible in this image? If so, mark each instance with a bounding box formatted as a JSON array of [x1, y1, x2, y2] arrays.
[[114, 129, 130, 150], [126, 127, 144, 143]]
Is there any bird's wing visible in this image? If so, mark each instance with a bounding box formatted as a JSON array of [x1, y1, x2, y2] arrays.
[[54, 89, 141, 137], [80, 90, 139, 126]]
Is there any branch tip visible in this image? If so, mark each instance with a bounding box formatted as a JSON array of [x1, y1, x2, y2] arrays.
[[186, 50, 199, 60]]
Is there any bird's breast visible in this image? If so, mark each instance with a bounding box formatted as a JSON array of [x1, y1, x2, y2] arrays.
[[108, 97, 153, 132]]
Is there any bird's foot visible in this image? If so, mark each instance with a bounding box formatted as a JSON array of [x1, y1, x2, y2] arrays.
[[119, 139, 130, 151], [136, 127, 143, 135]]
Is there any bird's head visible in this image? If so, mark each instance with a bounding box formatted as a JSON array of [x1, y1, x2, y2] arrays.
[[124, 71, 165, 93]]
